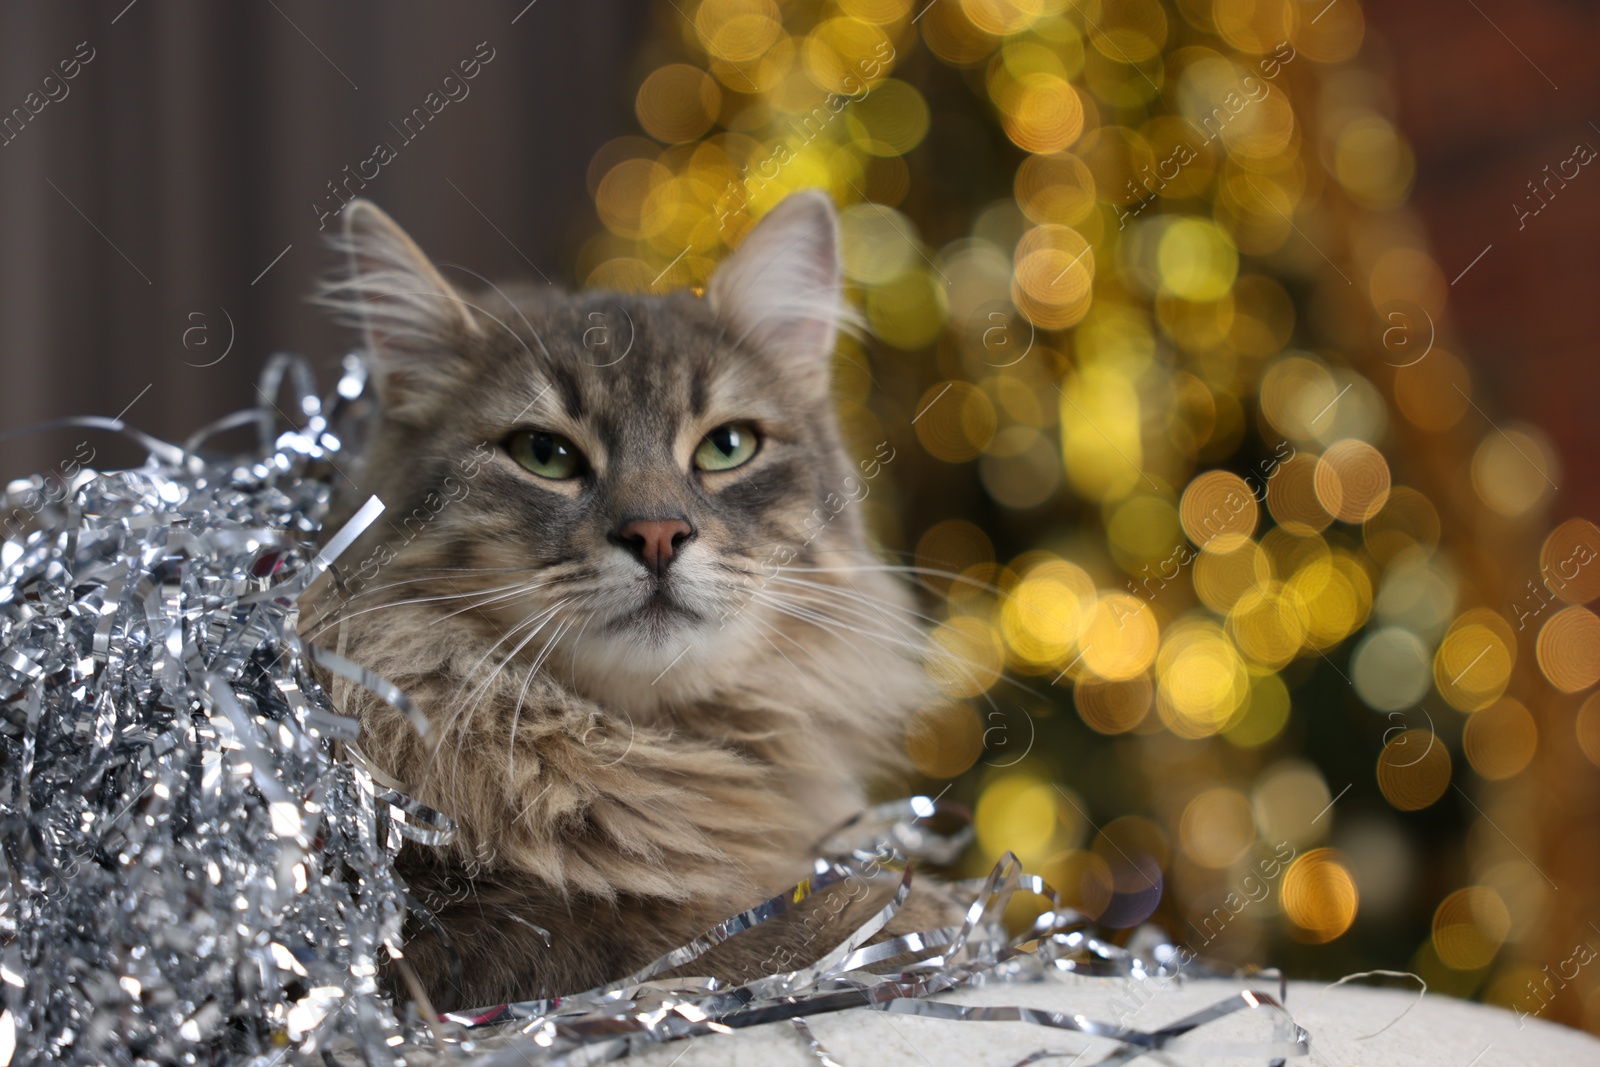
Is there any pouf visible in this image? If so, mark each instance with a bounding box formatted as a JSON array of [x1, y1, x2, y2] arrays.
[[612, 973, 1600, 1066]]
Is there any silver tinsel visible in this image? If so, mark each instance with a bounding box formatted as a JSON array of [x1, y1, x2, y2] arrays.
[[0, 355, 1311, 1066], [0, 354, 444, 1065]]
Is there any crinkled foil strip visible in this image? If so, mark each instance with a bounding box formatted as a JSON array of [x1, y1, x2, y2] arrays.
[[0, 354, 1312, 1066], [441, 802, 1308, 1067]]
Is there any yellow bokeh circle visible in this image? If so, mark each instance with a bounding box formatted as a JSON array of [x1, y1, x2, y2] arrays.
[[1181, 787, 1256, 868], [1434, 620, 1513, 713], [636, 65, 721, 144], [1314, 439, 1391, 524], [927, 615, 1006, 697], [1536, 606, 1600, 693], [1180, 471, 1258, 553], [905, 701, 986, 778], [1462, 699, 1537, 781], [1432, 886, 1511, 971], [1377, 728, 1451, 811], [1074, 675, 1154, 734], [1001, 559, 1097, 670], [1282, 848, 1359, 943], [1157, 623, 1250, 738], [1081, 594, 1161, 682]]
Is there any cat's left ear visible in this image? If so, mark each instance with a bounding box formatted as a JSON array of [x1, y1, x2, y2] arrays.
[[706, 190, 850, 381], [321, 199, 485, 422]]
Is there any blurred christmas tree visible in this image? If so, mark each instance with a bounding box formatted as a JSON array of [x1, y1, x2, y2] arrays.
[[577, 0, 1600, 1033]]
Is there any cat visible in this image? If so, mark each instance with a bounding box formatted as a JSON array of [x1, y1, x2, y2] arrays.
[[304, 191, 952, 1012]]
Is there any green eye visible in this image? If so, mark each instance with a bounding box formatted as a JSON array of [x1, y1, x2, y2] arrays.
[[507, 430, 585, 480], [694, 422, 760, 472]]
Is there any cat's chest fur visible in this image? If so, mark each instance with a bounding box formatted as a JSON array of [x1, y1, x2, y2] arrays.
[[330, 575, 914, 879]]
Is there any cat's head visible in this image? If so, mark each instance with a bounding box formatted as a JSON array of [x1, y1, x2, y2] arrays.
[[319, 192, 905, 711]]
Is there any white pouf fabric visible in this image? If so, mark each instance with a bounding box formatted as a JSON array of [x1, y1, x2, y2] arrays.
[[618, 973, 1600, 1066]]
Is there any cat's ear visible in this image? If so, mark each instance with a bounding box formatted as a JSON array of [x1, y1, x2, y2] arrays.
[[706, 190, 851, 380], [321, 199, 483, 421]]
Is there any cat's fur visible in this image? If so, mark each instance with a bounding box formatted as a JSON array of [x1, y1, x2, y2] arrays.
[[304, 193, 944, 1011]]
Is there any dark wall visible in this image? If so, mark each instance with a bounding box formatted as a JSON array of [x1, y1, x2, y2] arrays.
[[0, 0, 646, 480], [1364, 1, 1600, 521]]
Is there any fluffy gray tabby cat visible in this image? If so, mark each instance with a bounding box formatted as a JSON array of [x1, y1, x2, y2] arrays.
[[308, 192, 948, 1011]]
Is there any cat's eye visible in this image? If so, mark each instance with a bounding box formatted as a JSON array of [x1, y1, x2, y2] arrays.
[[694, 422, 760, 472], [506, 430, 585, 480]]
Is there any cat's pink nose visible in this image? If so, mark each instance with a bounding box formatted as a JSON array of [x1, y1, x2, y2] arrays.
[[614, 517, 695, 575]]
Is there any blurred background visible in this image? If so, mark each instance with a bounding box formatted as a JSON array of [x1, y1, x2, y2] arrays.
[[4, 0, 1600, 1036]]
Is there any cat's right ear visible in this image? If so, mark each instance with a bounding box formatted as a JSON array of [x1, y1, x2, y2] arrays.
[[320, 199, 483, 422], [705, 189, 853, 391]]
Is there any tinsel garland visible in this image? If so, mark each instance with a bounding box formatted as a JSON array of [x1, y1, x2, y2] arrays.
[[0, 356, 1310, 1065]]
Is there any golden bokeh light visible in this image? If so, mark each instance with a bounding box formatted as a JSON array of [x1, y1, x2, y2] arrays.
[[1290, 0, 1363, 62], [1252, 761, 1331, 846], [914, 381, 995, 461], [1213, 0, 1295, 54], [905, 700, 986, 778], [1157, 622, 1250, 738], [1433, 887, 1512, 971], [839, 202, 921, 283], [1090, 0, 1168, 62], [975, 773, 1061, 865], [636, 64, 721, 143], [1462, 699, 1537, 781], [1194, 538, 1272, 614], [848, 79, 932, 156], [927, 615, 1006, 696], [1080, 593, 1161, 681], [1001, 559, 1097, 671], [1180, 470, 1258, 552], [805, 17, 894, 93], [1334, 115, 1415, 208], [1539, 518, 1600, 605], [837, 0, 914, 23], [1224, 671, 1291, 747], [1074, 675, 1154, 734], [1015, 151, 1098, 226], [1282, 849, 1359, 943], [1472, 426, 1558, 518], [1266, 452, 1336, 532], [1107, 493, 1183, 574], [1158, 219, 1239, 302], [1536, 606, 1600, 693], [1227, 582, 1306, 670], [1059, 369, 1144, 500], [1314, 439, 1391, 524], [869, 268, 950, 349], [1284, 554, 1369, 650], [920, 0, 1001, 66], [960, 0, 1047, 38], [1040, 849, 1115, 920], [1376, 728, 1451, 811], [1260, 354, 1337, 440], [1094, 814, 1171, 871], [1000, 72, 1086, 154], [1434, 618, 1513, 713], [695, 0, 784, 64], [1013, 224, 1095, 328], [1577, 691, 1600, 769], [1181, 787, 1255, 868], [1363, 487, 1441, 565]]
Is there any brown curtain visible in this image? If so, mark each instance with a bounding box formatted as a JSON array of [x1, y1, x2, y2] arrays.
[[0, 0, 647, 479]]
